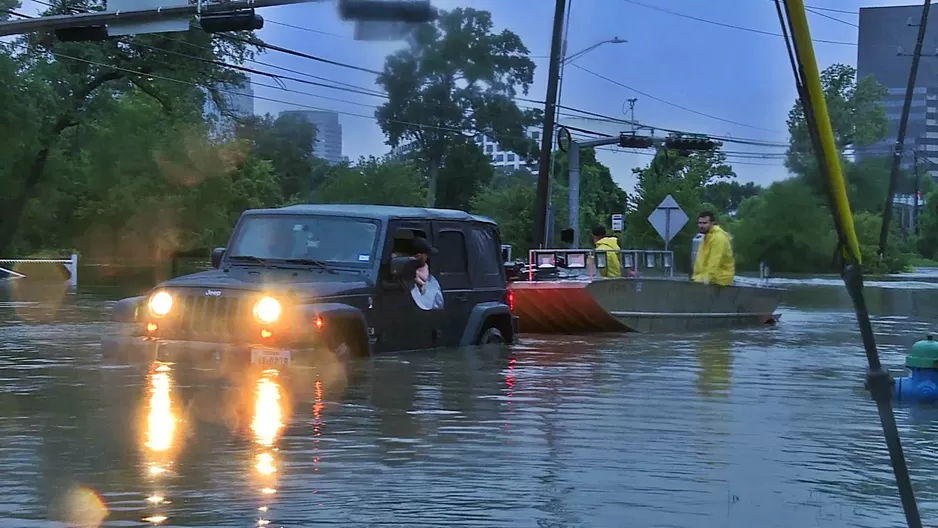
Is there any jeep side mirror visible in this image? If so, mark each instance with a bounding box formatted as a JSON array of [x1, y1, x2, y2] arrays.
[[211, 247, 225, 269], [390, 255, 419, 280]]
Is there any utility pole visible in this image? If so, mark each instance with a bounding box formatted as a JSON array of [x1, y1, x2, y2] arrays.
[[879, 0, 930, 257], [532, 0, 567, 250], [627, 98, 637, 131]]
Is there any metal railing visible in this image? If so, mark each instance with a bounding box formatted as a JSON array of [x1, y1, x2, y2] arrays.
[[0, 254, 79, 286], [526, 248, 675, 282]]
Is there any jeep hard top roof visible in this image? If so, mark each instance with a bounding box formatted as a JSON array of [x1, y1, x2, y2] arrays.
[[243, 204, 498, 225]]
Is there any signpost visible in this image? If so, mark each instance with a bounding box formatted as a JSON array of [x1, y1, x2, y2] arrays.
[[646, 195, 688, 250], [611, 213, 624, 233]]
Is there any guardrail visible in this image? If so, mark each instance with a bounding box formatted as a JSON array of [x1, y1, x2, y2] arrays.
[[526, 248, 675, 282], [0, 254, 79, 286]]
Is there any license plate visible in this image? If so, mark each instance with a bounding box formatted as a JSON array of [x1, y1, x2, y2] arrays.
[[250, 348, 292, 366]]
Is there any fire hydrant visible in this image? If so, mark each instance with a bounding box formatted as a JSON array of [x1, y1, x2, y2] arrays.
[[894, 335, 938, 403]]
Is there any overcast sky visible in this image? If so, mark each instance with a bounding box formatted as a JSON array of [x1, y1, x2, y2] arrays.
[[21, 0, 929, 193]]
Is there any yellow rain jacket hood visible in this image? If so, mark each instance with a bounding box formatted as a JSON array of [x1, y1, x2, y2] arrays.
[[692, 225, 735, 286], [595, 236, 621, 278]]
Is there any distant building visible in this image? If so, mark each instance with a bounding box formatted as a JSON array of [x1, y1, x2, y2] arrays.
[[857, 4, 938, 177], [203, 79, 254, 137], [385, 127, 541, 171], [279, 110, 343, 164]]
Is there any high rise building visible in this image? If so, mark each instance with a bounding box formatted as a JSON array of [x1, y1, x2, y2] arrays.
[[857, 4, 938, 175], [279, 110, 344, 164], [385, 127, 542, 171]]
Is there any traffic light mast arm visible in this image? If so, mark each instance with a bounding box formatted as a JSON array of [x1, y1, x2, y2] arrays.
[[0, 0, 434, 37]]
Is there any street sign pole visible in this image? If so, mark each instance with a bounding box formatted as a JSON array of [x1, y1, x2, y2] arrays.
[[647, 194, 688, 254]]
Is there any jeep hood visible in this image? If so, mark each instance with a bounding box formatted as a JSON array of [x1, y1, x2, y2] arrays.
[[156, 268, 371, 298]]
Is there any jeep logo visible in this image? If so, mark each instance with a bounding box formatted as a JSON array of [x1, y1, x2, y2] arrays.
[[205, 289, 222, 297]]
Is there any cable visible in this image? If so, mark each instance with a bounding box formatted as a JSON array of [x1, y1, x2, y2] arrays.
[[621, 0, 855, 46], [570, 63, 783, 134], [805, 6, 858, 28], [220, 33, 382, 75], [24, 0, 791, 145], [141, 28, 793, 149]]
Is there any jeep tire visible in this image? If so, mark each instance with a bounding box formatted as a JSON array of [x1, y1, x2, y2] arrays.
[[478, 326, 504, 346]]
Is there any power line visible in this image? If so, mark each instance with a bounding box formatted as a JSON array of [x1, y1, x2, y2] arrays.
[[620, 0, 855, 46], [570, 63, 783, 134], [805, 6, 858, 28], [22, 0, 791, 145]]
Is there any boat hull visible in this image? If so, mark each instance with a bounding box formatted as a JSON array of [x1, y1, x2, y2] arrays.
[[512, 277, 782, 334]]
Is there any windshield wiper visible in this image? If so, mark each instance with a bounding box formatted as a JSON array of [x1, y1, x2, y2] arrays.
[[228, 255, 271, 268], [283, 258, 337, 274]]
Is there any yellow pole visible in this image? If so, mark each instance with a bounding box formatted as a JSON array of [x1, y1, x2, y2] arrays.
[[784, 0, 861, 262]]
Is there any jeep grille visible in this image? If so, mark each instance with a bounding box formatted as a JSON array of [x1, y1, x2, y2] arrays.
[[171, 292, 245, 338]]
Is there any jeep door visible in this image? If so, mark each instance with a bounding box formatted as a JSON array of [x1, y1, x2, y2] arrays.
[[376, 221, 441, 352], [430, 222, 473, 348]]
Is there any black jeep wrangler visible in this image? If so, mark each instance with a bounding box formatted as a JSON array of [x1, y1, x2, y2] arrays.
[[110, 204, 519, 365]]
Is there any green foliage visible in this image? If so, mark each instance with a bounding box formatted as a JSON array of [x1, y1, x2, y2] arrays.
[[435, 139, 494, 211], [236, 113, 321, 201], [315, 157, 426, 206], [375, 7, 541, 206], [0, 0, 263, 254], [552, 148, 628, 246], [700, 181, 761, 214], [625, 143, 734, 269], [786, 64, 889, 179], [731, 179, 837, 273], [917, 189, 938, 259]]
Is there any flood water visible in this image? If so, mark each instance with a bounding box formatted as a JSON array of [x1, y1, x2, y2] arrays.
[[2, 272, 938, 527]]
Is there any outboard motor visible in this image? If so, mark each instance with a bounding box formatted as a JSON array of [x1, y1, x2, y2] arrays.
[[894, 335, 938, 403]]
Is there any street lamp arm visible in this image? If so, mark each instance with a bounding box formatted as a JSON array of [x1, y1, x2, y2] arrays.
[[562, 37, 626, 64]]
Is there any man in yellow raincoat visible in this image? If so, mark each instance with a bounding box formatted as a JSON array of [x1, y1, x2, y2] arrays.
[[692, 211, 735, 286], [591, 225, 621, 278]]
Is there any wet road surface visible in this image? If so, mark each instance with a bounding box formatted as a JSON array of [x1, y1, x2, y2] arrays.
[[1, 276, 938, 527]]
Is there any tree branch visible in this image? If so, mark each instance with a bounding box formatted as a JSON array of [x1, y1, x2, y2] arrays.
[[129, 77, 173, 114]]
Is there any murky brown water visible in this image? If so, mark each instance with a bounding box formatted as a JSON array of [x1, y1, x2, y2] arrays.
[[2, 273, 938, 527]]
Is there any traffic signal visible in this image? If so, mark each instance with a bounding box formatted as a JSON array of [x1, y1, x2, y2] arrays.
[[663, 137, 716, 151], [339, 0, 435, 23], [199, 11, 264, 33], [619, 133, 655, 149], [55, 25, 108, 42]]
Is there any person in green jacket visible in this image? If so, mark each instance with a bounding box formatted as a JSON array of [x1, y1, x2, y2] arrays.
[[591, 225, 621, 278]]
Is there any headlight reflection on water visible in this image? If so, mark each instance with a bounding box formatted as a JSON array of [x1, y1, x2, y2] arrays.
[[143, 362, 178, 524], [252, 369, 286, 522]]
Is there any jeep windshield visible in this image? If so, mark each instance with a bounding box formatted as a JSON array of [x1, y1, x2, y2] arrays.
[[227, 215, 380, 268]]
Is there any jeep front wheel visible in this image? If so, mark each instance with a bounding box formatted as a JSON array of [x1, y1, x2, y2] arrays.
[[478, 326, 504, 346]]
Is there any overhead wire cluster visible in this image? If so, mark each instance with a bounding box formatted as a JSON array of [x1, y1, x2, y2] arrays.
[[7, 0, 804, 169]]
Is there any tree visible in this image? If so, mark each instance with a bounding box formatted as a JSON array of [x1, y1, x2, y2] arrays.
[[236, 112, 321, 201], [625, 143, 734, 268], [375, 7, 541, 207], [435, 139, 494, 211], [700, 181, 762, 215], [15, 91, 281, 260], [315, 157, 426, 206], [0, 0, 262, 254], [785, 64, 888, 181], [731, 179, 837, 273]]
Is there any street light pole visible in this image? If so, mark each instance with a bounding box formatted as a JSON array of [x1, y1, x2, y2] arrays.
[[545, 35, 626, 247]]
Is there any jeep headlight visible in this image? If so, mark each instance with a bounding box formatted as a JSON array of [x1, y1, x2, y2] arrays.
[[148, 291, 173, 317], [253, 296, 281, 324]]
